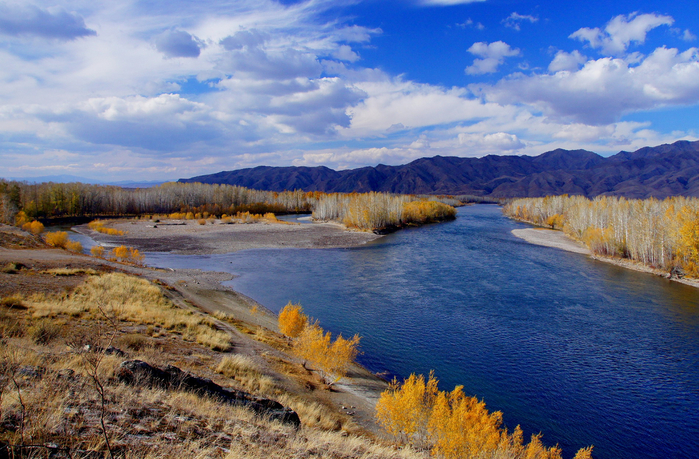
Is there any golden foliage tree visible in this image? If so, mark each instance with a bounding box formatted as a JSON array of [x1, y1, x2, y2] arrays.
[[294, 322, 360, 384], [278, 302, 308, 338], [375, 372, 439, 446], [376, 371, 592, 459]]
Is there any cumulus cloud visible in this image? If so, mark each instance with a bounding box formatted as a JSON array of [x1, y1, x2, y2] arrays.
[[548, 50, 587, 72], [0, 3, 96, 40], [458, 132, 524, 150], [502, 12, 538, 31], [570, 13, 674, 56], [474, 46, 699, 124], [155, 30, 202, 58], [466, 41, 520, 74]]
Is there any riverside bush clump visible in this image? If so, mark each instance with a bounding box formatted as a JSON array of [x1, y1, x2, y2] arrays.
[[44, 231, 83, 253]]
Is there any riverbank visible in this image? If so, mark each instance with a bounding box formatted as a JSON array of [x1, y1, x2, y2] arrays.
[[0, 223, 390, 438], [512, 227, 699, 289], [76, 218, 382, 255]]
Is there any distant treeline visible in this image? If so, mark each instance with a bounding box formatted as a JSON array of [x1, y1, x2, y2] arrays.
[[0, 180, 458, 232], [504, 195, 699, 276]]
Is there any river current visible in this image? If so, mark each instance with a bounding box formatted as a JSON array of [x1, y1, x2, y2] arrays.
[[123, 205, 698, 458]]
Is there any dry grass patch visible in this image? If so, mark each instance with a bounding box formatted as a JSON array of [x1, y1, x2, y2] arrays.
[[216, 355, 277, 394], [28, 318, 64, 345], [26, 272, 232, 352], [40, 267, 98, 276]]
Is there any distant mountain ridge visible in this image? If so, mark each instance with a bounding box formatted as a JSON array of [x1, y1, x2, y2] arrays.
[[179, 140, 699, 199]]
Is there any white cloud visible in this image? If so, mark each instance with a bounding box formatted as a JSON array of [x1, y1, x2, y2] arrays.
[[458, 132, 524, 150], [502, 12, 538, 31], [466, 41, 520, 74], [683, 29, 697, 42], [332, 45, 360, 63], [548, 50, 587, 72], [474, 46, 699, 124], [570, 13, 674, 56]]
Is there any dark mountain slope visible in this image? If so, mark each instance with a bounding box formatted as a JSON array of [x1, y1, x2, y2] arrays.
[[179, 140, 699, 198]]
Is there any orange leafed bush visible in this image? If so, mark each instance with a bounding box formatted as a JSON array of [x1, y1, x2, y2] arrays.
[[278, 302, 308, 338], [88, 220, 126, 236], [45, 231, 69, 247], [110, 245, 145, 266], [90, 245, 105, 258], [402, 201, 457, 225], [64, 240, 83, 253], [22, 220, 45, 234]]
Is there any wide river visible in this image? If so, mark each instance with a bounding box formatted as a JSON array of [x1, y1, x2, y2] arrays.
[[138, 205, 698, 459]]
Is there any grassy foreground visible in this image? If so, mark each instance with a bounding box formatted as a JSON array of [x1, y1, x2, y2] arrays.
[[0, 261, 424, 458]]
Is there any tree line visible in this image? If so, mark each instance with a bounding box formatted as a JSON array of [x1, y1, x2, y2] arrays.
[[0, 180, 457, 232], [503, 195, 699, 276]]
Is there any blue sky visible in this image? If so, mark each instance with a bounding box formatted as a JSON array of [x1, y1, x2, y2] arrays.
[[1, 0, 698, 181]]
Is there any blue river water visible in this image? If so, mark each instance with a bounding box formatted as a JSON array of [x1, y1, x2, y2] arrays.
[[130, 205, 698, 458]]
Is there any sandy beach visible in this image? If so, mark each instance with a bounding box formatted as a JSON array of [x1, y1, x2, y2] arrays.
[[76, 218, 382, 255], [512, 227, 699, 289]]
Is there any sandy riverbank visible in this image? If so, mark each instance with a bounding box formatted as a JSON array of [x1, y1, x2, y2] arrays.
[[76, 218, 382, 255], [512, 227, 699, 289]]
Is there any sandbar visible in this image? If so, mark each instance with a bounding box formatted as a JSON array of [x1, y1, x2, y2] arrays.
[[75, 218, 382, 255]]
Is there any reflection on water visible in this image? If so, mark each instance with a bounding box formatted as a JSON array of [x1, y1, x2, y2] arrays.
[[144, 205, 699, 459]]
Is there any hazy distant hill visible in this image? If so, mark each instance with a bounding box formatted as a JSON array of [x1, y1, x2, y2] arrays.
[[179, 140, 699, 199]]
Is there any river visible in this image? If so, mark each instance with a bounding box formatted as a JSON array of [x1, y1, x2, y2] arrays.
[[90, 205, 698, 458]]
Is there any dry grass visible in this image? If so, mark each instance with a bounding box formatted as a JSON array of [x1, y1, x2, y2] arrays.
[[216, 355, 277, 394], [0, 293, 427, 459], [40, 267, 99, 276], [26, 272, 232, 352]]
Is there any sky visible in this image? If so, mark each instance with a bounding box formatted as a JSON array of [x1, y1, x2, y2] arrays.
[[1, 0, 699, 182]]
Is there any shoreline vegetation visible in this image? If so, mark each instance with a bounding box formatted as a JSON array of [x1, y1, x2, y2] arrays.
[[504, 195, 699, 289], [0, 180, 458, 234]]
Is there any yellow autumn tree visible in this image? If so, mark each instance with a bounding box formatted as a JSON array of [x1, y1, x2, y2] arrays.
[[278, 302, 308, 338], [676, 206, 699, 275], [294, 321, 360, 384], [375, 372, 439, 446], [376, 371, 592, 459], [428, 386, 505, 458]]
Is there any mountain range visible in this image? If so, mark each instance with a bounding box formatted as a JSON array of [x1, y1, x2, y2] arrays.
[[179, 140, 699, 199]]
